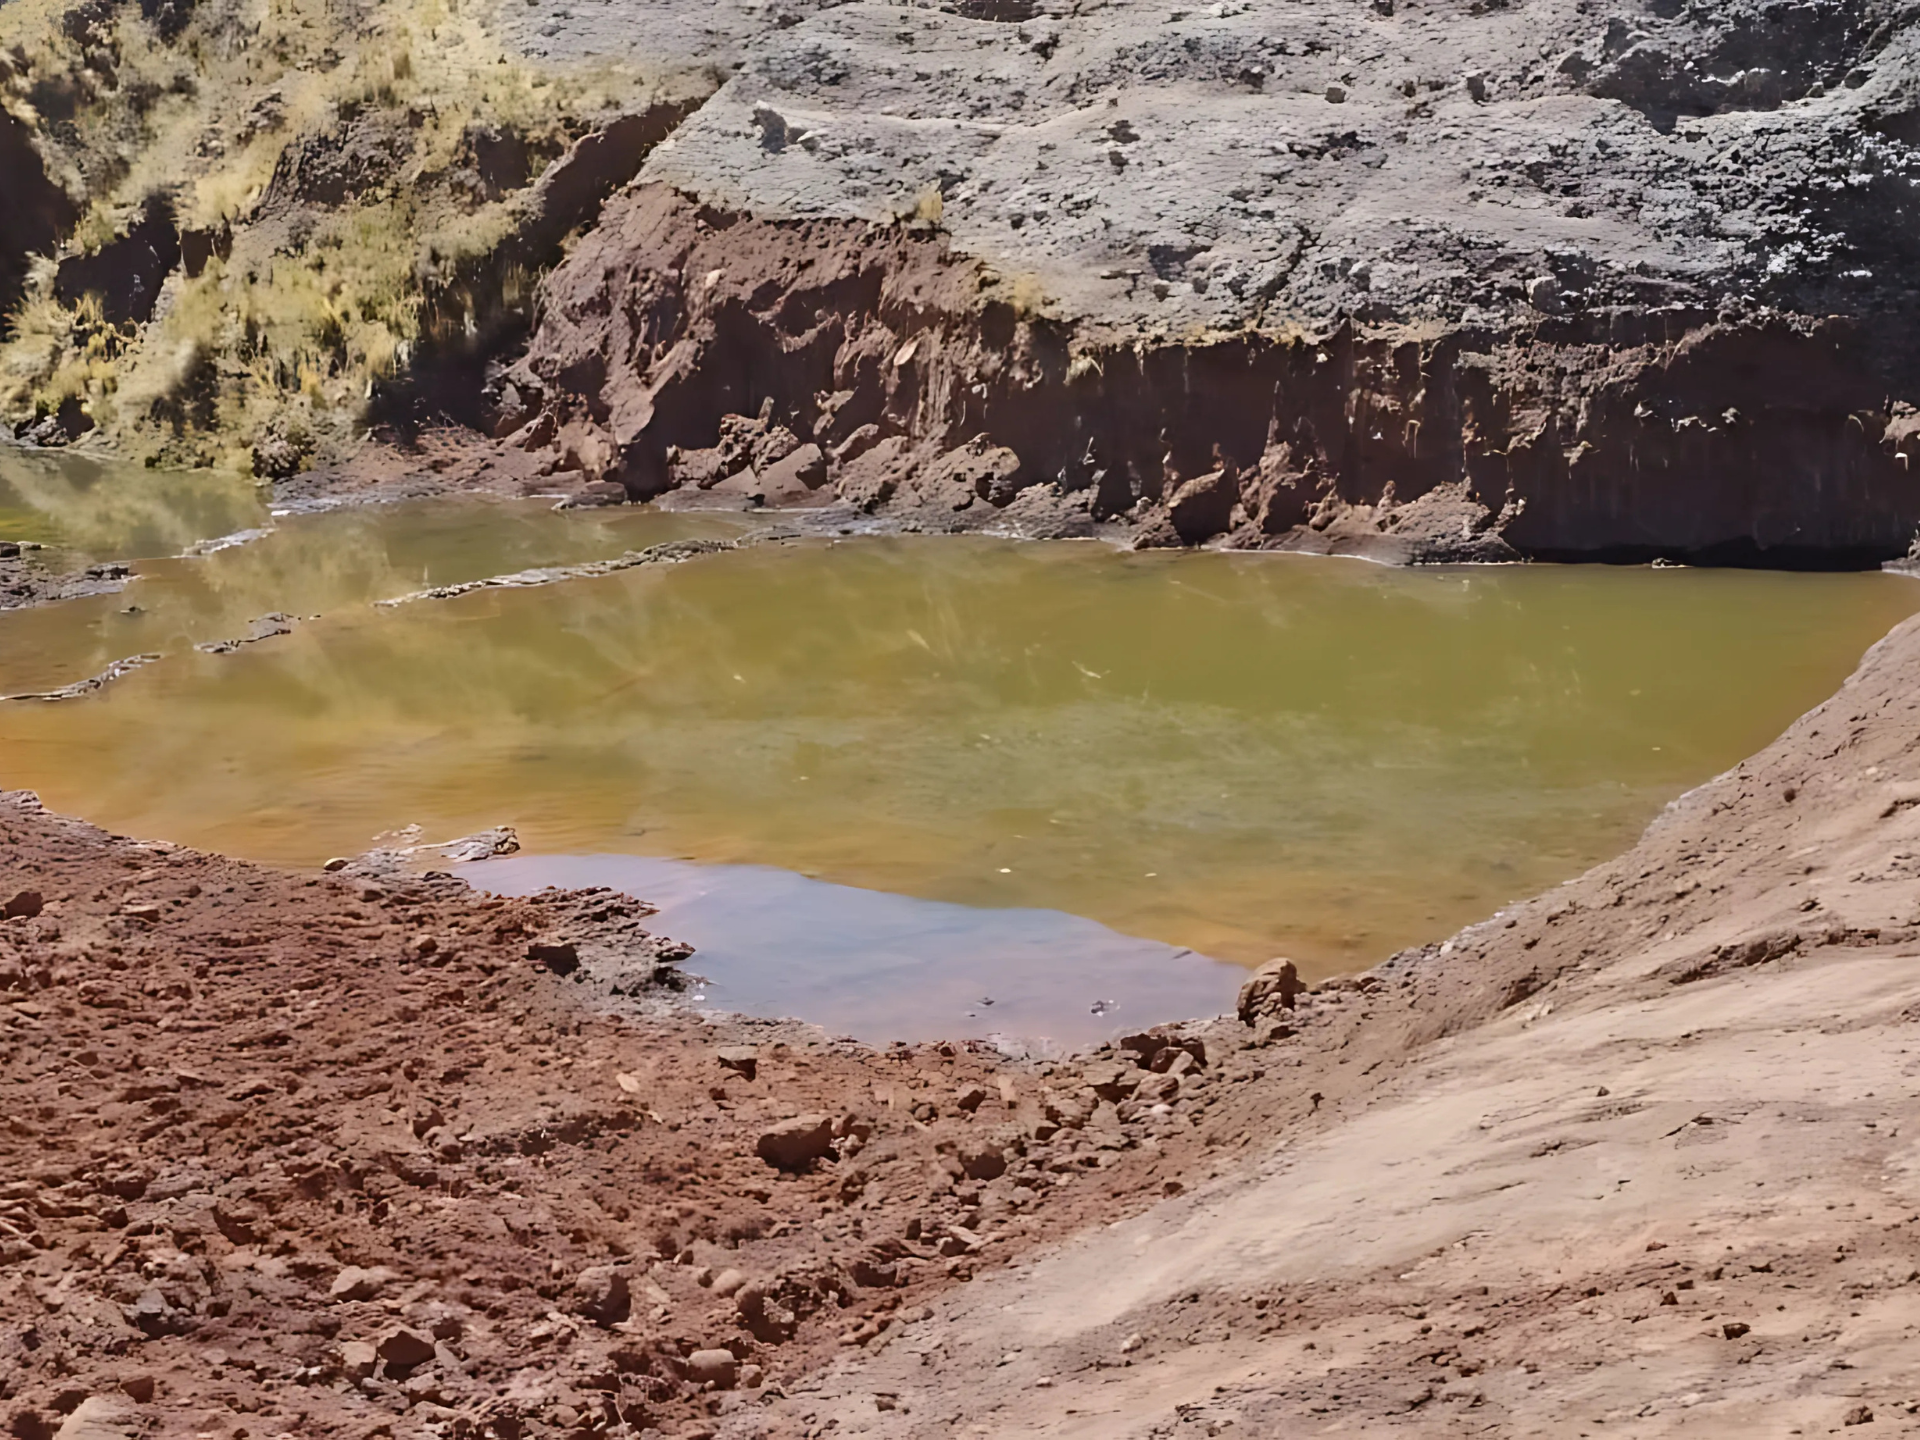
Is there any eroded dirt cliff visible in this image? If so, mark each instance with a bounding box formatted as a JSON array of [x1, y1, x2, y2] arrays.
[[510, 184, 1920, 563], [445, 0, 1920, 562]]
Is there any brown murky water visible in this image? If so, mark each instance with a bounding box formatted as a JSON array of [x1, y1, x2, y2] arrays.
[[2, 462, 1917, 984]]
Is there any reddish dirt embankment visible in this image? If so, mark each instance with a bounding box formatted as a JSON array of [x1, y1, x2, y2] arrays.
[[493, 183, 1920, 567], [16, 608, 1920, 1438], [1, 790, 1433, 1440]]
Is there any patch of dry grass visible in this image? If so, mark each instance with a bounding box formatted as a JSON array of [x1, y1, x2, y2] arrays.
[[0, 0, 664, 469]]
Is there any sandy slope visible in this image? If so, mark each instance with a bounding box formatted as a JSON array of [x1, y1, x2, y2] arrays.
[[765, 614, 1920, 1436]]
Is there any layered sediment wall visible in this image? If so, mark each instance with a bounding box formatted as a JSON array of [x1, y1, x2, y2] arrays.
[[483, 0, 1920, 563], [513, 185, 1920, 564]]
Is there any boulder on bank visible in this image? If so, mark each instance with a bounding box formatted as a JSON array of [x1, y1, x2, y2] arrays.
[[1238, 958, 1304, 1025], [757, 1113, 835, 1171], [571, 1264, 632, 1326]]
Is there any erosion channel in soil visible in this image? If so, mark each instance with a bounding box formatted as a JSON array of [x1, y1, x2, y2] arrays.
[[2, 454, 1916, 1043]]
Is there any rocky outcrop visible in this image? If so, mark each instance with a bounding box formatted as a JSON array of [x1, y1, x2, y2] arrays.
[[514, 184, 1920, 563], [380, 100, 704, 433], [0, 107, 76, 341], [52, 194, 178, 327], [485, 0, 1920, 562]]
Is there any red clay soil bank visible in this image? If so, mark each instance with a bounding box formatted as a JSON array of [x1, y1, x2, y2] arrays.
[[0, 789, 1538, 1440], [503, 184, 1920, 566]]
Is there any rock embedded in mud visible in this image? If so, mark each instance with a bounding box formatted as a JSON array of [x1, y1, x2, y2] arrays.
[[336, 1341, 378, 1381], [2, 890, 44, 920], [50, 1396, 137, 1440], [327, 1264, 398, 1302], [685, 1348, 739, 1388], [373, 1326, 436, 1375], [716, 1046, 759, 1080], [734, 1280, 798, 1342], [526, 939, 581, 975], [572, 1264, 632, 1326], [757, 443, 828, 503], [1164, 469, 1238, 545], [1080, 1061, 1143, 1103], [1137, 1072, 1182, 1105], [556, 480, 629, 509], [757, 1113, 836, 1170], [938, 1224, 984, 1257], [121, 1288, 176, 1338], [957, 1140, 1008, 1182], [1237, 958, 1304, 1025]]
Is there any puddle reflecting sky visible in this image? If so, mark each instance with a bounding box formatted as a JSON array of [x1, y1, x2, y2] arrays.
[[470, 853, 1245, 1047]]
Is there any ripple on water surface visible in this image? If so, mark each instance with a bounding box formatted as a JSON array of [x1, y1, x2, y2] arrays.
[[0, 481, 1917, 1041]]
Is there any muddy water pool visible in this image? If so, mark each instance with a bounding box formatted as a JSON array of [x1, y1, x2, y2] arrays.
[[0, 445, 266, 561], [1, 460, 1916, 1042]]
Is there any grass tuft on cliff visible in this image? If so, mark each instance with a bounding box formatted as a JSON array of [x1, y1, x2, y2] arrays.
[[0, 0, 661, 471]]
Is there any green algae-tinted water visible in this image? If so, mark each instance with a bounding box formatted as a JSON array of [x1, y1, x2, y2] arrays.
[[0, 479, 1915, 980], [0, 445, 266, 560]]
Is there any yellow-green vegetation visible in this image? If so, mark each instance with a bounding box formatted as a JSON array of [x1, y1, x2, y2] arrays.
[[0, 0, 665, 470]]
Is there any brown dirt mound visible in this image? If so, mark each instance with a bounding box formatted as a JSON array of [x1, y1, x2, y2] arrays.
[[5, 789, 1429, 1439]]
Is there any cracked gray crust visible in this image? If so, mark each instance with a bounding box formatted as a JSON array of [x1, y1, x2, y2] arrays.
[[503, 0, 1920, 347]]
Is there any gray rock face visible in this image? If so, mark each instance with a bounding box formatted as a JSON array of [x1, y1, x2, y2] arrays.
[[504, 0, 1920, 561], [514, 0, 1920, 346]]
